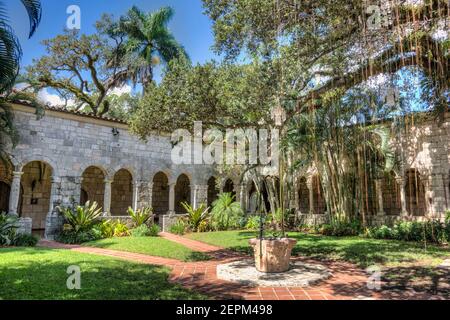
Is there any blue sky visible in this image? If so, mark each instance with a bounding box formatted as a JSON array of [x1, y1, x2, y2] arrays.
[[6, 0, 218, 83]]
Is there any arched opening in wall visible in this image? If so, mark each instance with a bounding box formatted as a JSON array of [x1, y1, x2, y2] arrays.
[[248, 182, 258, 214], [20, 161, 53, 231], [223, 179, 236, 198], [111, 169, 133, 216], [152, 172, 169, 218], [405, 169, 426, 216], [0, 159, 13, 213], [175, 174, 191, 214], [312, 175, 326, 214], [382, 171, 401, 215], [207, 177, 218, 207], [297, 177, 309, 214], [81, 166, 105, 210]]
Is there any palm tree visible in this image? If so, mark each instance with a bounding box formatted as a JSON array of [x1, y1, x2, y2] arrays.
[[119, 6, 189, 93], [0, 0, 42, 160]]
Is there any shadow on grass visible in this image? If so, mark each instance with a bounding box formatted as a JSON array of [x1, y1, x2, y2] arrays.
[[0, 247, 206, 300]]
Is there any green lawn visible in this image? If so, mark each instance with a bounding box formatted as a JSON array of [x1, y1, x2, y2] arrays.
[[187, 230, 450, 268], [0, 247, 206, 300], [85, 236, 210, 262]]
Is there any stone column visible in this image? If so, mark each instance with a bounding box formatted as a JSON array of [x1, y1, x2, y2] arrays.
[[146, 182, 153, 208], [44, 176, 63, 240], [103, 179, 112, 216], [47, 176, 61, 215], [132, 181, 140, 211], [168, 182, 176, 215], [192, 185, 208, 209], [375, 179, 385, 216], [307, 178, 314, 214], [396, 176, 408, 216], [8, 171, 23, 216]]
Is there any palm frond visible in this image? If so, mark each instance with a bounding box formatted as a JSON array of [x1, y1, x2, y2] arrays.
[[20, 0, 42, 38], [0, 21, 21, 92]]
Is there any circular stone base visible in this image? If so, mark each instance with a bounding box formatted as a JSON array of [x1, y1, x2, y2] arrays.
[[217, 260, 331, 287]]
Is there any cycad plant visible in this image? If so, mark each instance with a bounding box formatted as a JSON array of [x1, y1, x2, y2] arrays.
[[58, 201, 102, 234], [128, 206, 153, 227], [180, 202, 209, 232], [210, 193, 244, 231]]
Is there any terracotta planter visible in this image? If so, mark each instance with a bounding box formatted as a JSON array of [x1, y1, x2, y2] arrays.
[[249, 238, 297, 273]]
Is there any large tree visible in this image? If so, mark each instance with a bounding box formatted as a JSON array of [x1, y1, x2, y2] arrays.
[[203, 0, 449, 117]]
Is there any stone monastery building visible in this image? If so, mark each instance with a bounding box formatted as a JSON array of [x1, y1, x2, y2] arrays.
[[0, 103, 449, 238]]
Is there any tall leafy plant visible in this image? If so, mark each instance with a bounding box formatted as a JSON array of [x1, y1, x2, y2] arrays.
[[210, 193, 244, 231], [0, 212, 19, 245], [180, 202, 209, 232], [58, 201, 102, 233], [128, 207, 153, 227]]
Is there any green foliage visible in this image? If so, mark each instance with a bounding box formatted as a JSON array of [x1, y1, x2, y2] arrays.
[[181, 202, 209, 232], [11, 233, 38, 247], [245, 215, 265, 230], [367, 220, 450, 244], [131, 224, 160, 237], [210, 193, 244, 231], [0, 212, 19, 245], [128, 207, 153, 227], [130, 224, 151, 237], [169, 219, 187, 235], [112, 221, 130, 238], [57, 230, 99, 244], [319, 214, 361, 237], [58, 201, 102, 234]]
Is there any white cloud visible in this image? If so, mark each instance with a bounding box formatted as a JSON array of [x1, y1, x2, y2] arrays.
[[110, 84, 132, 96], [37, 88, 76, 107]]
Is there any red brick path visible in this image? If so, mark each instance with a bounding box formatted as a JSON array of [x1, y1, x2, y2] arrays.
[[38, 239, 447, 300]]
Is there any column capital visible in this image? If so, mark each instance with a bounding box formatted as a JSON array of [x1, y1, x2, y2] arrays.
[[104, 179, 113, 184], [12, 171, 23, 178]]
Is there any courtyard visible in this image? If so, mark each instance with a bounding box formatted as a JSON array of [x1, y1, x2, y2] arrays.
[[0, 0, 449, 304]]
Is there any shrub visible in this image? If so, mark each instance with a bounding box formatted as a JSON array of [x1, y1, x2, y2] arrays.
[[0, 212, 19, 245], [57, 230, 99, 244], [210, 193, 244, 231], [245, 215, 265, 230], [12, 233, 38, 247], [148, 224, 160, 236], [58, 201, 102, 234], [169, 219, 187, 235], [92, 220, 115, 238], [181, 202, 209, 232], [130, 224, 151, 237], [319, 214, 361, 236], [367, 220, 449, 244], [113, 221, 130, 237], [128, 207, 153, 227]]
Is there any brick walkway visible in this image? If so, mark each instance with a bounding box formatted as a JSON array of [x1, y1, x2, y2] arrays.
[[38, 239, 448, 300]]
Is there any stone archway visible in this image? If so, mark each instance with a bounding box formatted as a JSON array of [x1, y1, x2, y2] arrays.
[[111, 169, 133, 216], [81, 166, 105, 209], [382, 171, 401, 215], [405, 169, 426, 216], [152, 172, 169, 217], [20, 161, 53, 230], [207, 176, 218, 207], [175, 174, 191, 214], [298, 177, 310, 214]]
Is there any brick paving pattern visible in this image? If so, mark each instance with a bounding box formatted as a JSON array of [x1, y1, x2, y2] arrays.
[[38, 238, 449, 300]]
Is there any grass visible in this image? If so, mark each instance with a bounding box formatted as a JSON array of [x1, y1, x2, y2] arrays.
[[0, 247, 206, 300], [84, 236, 210, 262], [187, 230, 450, 268]]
